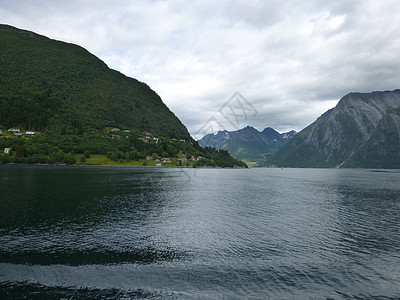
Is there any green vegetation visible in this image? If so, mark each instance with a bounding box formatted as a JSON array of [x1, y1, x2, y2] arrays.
[[0, 24, 189, 139], [0, 25, 246, 168], [199, 126, 295, 167], [0, 129, 246, 167]]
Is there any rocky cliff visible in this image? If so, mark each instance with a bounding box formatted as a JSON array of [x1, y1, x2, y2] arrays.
[[271, 89, 400, 168]]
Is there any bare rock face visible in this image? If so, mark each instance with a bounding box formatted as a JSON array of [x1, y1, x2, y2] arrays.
[[272, 89, 400, 168]]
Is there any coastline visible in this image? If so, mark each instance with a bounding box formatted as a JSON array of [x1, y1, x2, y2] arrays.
[[0, 162, 247, 169]]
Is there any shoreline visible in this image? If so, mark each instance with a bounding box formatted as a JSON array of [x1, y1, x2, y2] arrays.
[[0, 162, 247, 169]]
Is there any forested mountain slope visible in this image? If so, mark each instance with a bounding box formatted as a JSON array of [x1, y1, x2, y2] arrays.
[[0, 24, 189, 139]]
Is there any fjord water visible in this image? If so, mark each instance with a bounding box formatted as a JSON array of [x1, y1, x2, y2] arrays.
[[0, 166, 399, 299]]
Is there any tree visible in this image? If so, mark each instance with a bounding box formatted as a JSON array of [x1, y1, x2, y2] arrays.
[[15, 143, 25, 158], [56, 150, 65, 162], [110, 152, 118, 161], [167, 144, 177, 157], [64, 153, 76, 165]]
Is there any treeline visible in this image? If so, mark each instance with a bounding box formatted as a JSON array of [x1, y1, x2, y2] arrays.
[[193, 147, 247, 168], [0, 132, 247, 168]]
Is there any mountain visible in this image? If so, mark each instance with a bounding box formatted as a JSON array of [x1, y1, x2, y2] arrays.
[[271, 89, 400, 168], [198, 126, 295, 165], [0, 24, 189, 139], [0, 24, 247, 168], [342, 107, 400, 168]]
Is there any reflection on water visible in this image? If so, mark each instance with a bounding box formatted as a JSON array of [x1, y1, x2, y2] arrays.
[[1, 165, 400, 299]]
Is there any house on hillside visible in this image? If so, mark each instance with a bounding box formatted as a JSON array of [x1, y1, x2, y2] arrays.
[[146, 156, 153, 160], [142, 131, 152, 136], [111, 135, 121, 139], [8, 128, 20, 133], [161, 157, 171, 163], [26, 131, 36, 135], [4, 148, 10, 155]]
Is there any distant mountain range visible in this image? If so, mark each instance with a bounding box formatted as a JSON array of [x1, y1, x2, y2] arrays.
[[6, 25, 398, 169], [271, 89, 400, 168], [199, 89, 400, 169], [198, 126, 296, 166]]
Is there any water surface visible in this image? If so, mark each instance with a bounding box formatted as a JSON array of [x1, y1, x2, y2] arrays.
[[1, 165, 399, 299]]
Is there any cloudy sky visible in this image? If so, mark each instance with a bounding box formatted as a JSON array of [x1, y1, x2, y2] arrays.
[[1, 0, 400, 138]]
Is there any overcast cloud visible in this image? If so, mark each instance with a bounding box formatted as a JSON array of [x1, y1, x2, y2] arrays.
[[1, 0, 400, 138]]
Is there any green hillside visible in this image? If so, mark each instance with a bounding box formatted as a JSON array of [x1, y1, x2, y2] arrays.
[[0, 24, 246, 168], [0, 24, 188, 139]]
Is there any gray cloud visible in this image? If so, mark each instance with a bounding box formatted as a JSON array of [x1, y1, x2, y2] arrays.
[[1, 0, 400, 138]]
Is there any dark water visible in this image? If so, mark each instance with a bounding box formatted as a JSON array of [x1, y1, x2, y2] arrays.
[[0, 165, 399, 299]]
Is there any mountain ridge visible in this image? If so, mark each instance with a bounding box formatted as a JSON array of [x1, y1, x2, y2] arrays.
[[198, 126, 295, 165], [270, 89, 400, 168]]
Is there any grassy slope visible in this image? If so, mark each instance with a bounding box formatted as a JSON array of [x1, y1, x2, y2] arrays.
[[76, 154, 188, 167]]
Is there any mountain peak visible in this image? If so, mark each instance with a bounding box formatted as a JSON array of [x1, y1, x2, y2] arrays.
[[262, 127, 278, 133], [239, 126, 259, 133], [198, 125, 295, 166], [271, 89, 400, 168]]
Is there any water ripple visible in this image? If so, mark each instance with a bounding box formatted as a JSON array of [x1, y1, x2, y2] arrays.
[[1, 166, 400, 299]]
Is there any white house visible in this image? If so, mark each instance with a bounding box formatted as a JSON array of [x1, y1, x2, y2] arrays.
[[4, 148, 10, 155], [8, 128, 20, 133], [26, 131, 36, 135]]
